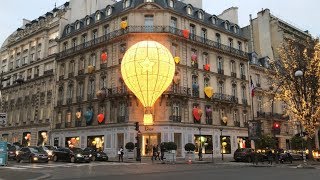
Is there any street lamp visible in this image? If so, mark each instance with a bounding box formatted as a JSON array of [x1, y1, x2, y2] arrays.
[[220, 128, 224, 161], [198, 127, 202, 161]]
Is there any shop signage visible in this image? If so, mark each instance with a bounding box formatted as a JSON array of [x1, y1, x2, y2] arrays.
[[145, 126, 154, 131]]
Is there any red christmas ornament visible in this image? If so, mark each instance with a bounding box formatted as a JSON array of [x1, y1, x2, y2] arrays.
[[204, 64, 210, 71], [182, 29, 190, 39], [193, 107, 201, 121], [97, 114, 105, 123], [191, 54, 197, 61], [101, 52, 107, 62]]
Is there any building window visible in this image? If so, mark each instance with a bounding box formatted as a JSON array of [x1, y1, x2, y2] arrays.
[[230, 61, 235, 73], [66, 25, 71, 34], [225, 21, 230, 30], [82, 34, 87, 44], [60, 64, 65, 76], [92, 30, 98, 40], [229, 38, 233, 48], [216, 33, 221, 44], [218, 81, 224, 94], [171, 43, 178, 57], [119, 102, 127, 117], [58, 86, 64, 102], [95, 12, 101, 21], [104, 25, 110, 35], [212, 17, 217, 24], [169, 0, 174, 8], [78, 82, 84, 98], [76, 22, 80, 30], [204, 78, 210, 87], [100, 76, 106, 89], [238, 41, 242, 51], [170, 17, 177, 28], [146, 0, 154, 2], [232, 84, 237, 97], [242, 86, 246, 100], [257, 96, 263, 112], [79, 58, 84, 70], [123, 0, 131, 8], [144, 15, 154, 32], [203, 52, 209, 65], [67, 85, 73, 100], [240, 64, 245, 77], [256, 74, 261, 86], [88, 80, 95, 96], [172, 102, 180, 116], [72, 38, 77, 48], [243, 112, 248, 124], [217, 56, 223, 70], [186, 6, 192, 15], [201, 28, 207, 42], [234, 26, 239, 33], [69, 61, 75, 73], [220, 136, 231, 154], [89, 54, 96, 67], [86, 17, 91, 25], [63, 42, 68, 51]]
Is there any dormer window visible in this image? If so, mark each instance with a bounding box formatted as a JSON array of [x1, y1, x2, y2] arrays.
[[211, 16, 217, 24], [106, 6, 112, 16], [186, 6, 192, 15], [95, 12, 101, 21], [234, 25, 239, 33], [198, 11, 204, 20], [225, 21, 230, 30], [66, 25, 71, 34], [146, 0, 154, 2], [123, 0, 131, 8], [75, 21, 80, 30], [86, 17, 91, 26], [168, 0, 174, 8]]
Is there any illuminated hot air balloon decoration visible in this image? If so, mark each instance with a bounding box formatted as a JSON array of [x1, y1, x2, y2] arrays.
[[121, 41, 175, 125]]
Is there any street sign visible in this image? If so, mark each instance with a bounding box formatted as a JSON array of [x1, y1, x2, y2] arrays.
[[0, 113, 7, 126]]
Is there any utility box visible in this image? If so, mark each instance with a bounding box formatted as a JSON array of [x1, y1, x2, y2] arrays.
[[0, 141, 8, 166]]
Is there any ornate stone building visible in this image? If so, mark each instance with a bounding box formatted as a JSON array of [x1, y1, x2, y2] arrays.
[[52, 0, 250, 158], [0, 3, 70, 146], [243, 9, 313, 149]]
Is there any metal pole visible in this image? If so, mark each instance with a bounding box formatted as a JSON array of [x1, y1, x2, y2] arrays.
[[300, 123, 306, 163], [220, 128, 224, 161], [198, 127, 202, 161]]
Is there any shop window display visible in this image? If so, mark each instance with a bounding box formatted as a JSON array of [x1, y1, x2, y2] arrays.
[[22, 132, 31, 147], [37, 131, 48, 146], [87, 136, 104, 151], [194, 135, 213, 154], [237, 137, 250, 149], [66, 137, 80, 148], [220, 136, 231, 154]]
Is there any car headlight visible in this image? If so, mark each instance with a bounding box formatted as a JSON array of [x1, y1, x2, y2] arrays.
[[76, 154, 83, 158], [47, 150, 53, 156], [89, 154, 92, 157], [16, 151, 19, 156]]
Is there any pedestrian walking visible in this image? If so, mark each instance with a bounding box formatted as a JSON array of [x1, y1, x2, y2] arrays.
[[267, 149, 273, 165], [118, 146, 124, 162], [151, 145, 157, 161], [156, 145, 161, 160]]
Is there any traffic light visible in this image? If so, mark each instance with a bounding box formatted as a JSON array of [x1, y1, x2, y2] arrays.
[[273, 122, 280, 135], [135, 122, 139, 131]]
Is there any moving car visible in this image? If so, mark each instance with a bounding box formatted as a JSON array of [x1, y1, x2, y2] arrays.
[[7, 144, 20, 160], [52, 147, 90, 163], [16, 147, 49, 163], [37, 145, 57, 160], [83, 147, 108, 161]]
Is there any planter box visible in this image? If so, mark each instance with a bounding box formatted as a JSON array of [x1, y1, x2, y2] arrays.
[[126, 150, 135, 160], [164, 150, 176, 163], [185, 152, 195, 161]]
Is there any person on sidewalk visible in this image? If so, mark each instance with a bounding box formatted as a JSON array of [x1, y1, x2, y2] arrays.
[[267, 149, 273, 165], [118, 146, 124, 162], [156, 145, 161, 160], [151, 145, 157, 162]]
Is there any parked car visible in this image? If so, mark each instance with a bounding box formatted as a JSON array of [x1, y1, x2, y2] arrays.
[[7, 144, 20, 160], [52, 147, 90, 163], [83, 147, 108, 161], [37, 145, 57, 160], [16, 147, 49, 163], [279, 153, 293, 163], [234, 148, 255, 162]]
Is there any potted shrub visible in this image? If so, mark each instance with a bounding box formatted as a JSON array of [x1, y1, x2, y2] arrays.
[[184, 143, 196, 161], [125, 142, 135, 160], [163, 142, 177, 163]]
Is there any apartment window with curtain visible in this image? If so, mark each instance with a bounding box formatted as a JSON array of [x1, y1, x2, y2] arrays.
[[218, 81, 224, 94], [217, 56, 223, 72], [216, 33, 221, 44], [238, 41, 242, 51], [257, 96, 263, 112], [201, 28, 207, 43], [144, 15, 154, 32], [190, 24, 196, 40], [232, 84, 237, 97], [172, 102, 181, 122]]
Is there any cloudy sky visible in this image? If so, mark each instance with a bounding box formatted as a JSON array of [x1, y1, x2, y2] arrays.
[[0, 0, 319, 46]]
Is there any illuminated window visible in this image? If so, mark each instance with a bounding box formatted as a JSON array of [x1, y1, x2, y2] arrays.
[[194, 135, 213, 154]]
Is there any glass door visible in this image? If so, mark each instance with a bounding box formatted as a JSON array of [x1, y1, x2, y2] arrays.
[[142, 134, 160, 156]]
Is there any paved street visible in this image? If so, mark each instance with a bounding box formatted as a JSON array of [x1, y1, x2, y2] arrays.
[[1, 160, 320, 180]]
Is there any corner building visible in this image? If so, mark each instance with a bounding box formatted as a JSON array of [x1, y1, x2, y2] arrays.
[[52, 0, 250, 159]]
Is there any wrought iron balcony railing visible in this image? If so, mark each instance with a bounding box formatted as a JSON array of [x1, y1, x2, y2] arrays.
[[213, 93, 238, 104], [57, 26, 247, 60], [117, 116, 127, 123], [170, 115, 182, 123], [165, 86, 191, 97]]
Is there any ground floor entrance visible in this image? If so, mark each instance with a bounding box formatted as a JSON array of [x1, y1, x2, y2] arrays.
[[141, 133, 160, 156]]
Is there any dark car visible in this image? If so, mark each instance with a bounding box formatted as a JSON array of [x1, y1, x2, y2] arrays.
[[83, 147, 108, 161], [37, 146, 57, 160], [234, 148, 255, 162], [16, 147, 49, 163], [7, 144, 20, 160], [279, 153, 293, 163], [52, 147, 90, 163]]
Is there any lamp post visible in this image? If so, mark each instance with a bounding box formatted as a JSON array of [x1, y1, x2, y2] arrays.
[[220, 128, 224, 161], [198, 127, 202, 161]]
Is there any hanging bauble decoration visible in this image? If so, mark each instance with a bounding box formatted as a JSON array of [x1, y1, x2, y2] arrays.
[[204, 64, 210, 71], [96, 89, 106, 100], [198, 109, 203, 118], [174, 57, 180, 64], [182, 29, 190, 39], [205, 107, 212, 117], [204, 86, 214, 98], [222, 116, 228, 124], [191, 54, 197, 61], [193, 107, 201, 121], [84, 110, 93, 124], [101, 52, 107, 62], [76, 111, 82, 119], [120, 21, 128, 29], [88, 65, 95, 74], [97, 114, 105, 124]]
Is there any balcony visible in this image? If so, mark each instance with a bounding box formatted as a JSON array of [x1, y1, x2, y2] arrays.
[[57, 26, 247, 61], [234, 121, 241, 127], [170, 116, 182, 123], [213, 93, 238, 104], [44, 69, 53, 75], [76, 96, 83, 103], [27, 76, 31, 80], [68, 72, 74, 78], [55, 123, 62, 129], [34, 74, 39, 78], [241, 74, 246, 80], [117, 116, 127, 123], [78, 69, 84, 76], [66, 98, 72, 104], [242, 99, 248, 106], [107, 87, 130, 97], [231, 72, 237, 78], [218, 69, 224, 75], [75, 120, 82, 127], [165, 86, 191, 97], [101, 63, 107, 69], [57, 100, 63, 106], [65, 122, 72, 128]]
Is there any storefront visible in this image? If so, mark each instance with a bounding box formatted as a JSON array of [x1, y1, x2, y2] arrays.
[[37, 131, 48, 146], [22, 132, 31, 147], [142, 133, 161, 156], [65, 137, 80, 148], [194, 135, 213, 154], [87, 136, 104, 151], [220, 136, 231, 154]]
